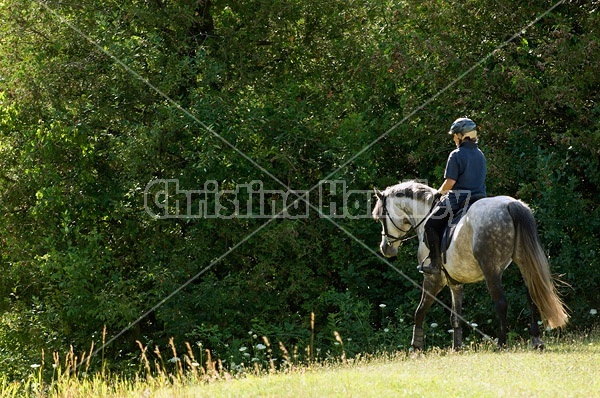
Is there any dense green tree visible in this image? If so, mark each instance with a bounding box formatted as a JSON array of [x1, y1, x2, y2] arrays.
[[0, 0, 598, 379]]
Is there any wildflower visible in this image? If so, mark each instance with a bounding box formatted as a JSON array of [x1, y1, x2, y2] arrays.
[[239, 346, 247, 352], [256, 344, 267, 350], [168, 357, 180, 363], [447, 329, 454, 334], [379, 304, 387, 308], [470, 322, 478, 328], [30, 364, 41, 369], [253, 334, 258, 339], [590, 309, 597, 316], [430, 322, 438, 328], [191, 362, 200, 367], [384, 328, 390, 333]]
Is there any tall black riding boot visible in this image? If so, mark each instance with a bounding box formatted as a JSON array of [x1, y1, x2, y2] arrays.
[[420, 228, 442, 275]]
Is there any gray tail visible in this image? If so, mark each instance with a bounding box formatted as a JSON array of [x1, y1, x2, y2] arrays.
[[507, 201, 569, 329]]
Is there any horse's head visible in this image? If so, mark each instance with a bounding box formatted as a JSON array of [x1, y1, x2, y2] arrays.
[[372, 188, 413, 257], [373, 181, 436, 257]]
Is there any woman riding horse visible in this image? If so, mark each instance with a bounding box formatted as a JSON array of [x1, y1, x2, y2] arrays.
[[373, 119, 568, 348], [420, 117, 487, 275]]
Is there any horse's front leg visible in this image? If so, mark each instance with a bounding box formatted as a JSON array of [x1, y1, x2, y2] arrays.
[[449, 283, 464, 350], [412, 275, 446, 350]]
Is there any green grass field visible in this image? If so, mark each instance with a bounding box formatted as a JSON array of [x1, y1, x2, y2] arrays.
[[186, 338, 600, 398], [6, 333, 599, 397]]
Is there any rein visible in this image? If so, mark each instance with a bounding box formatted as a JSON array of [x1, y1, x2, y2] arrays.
[[380, 195, 438, 244]]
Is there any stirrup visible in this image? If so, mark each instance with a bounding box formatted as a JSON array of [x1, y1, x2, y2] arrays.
[[418, 257, 441, 275]]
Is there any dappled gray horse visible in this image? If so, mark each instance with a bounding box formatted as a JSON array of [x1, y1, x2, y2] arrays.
[[372, 181, 568, 350]]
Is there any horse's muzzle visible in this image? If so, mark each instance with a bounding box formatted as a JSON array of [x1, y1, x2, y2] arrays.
[[380, 240, 398, 258]]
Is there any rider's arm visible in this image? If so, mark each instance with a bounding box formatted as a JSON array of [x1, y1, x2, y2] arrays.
[[438, 178, 456, 195]]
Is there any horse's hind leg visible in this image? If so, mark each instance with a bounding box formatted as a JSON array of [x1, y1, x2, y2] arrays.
[[526, 289, 545, 349], [412, 276, 445, 350], [484, 274, 508, 348]]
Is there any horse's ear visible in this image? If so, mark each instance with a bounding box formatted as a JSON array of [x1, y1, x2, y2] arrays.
[[374, 188, 383, 200]]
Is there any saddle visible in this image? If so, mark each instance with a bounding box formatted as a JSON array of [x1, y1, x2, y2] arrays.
[[440, 198, 482, 264]]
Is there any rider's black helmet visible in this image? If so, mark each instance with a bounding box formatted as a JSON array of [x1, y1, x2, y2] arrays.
[[448, 117, 477, 135]]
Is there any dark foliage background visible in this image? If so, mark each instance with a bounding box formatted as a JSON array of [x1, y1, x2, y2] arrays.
[[0, 0, 598, 379]]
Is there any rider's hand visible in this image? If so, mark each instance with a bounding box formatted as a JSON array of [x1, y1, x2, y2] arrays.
[[433, 192, 442, 201]]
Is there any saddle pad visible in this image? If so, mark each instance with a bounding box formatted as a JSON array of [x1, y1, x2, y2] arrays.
[[441, 207, 467, 263]]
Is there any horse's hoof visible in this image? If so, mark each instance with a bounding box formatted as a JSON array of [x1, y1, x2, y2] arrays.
[[495, 343, 508, 351], [532, 337, 545, 350]]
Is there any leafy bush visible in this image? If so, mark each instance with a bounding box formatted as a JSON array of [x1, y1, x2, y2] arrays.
[[0, 0, 598, 380]]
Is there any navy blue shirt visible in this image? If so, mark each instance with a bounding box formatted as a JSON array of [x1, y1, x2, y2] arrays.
[[444, 141, 487, 203]]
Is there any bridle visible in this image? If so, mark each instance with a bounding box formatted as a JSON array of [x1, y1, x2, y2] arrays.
[[379, 194, 438, 245], [380, 195, 410, 244]]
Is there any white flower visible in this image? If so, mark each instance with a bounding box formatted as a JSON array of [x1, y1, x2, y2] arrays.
[[430, 322, 438, 328], [169, 357, 180, 363], [590, 309, 597, 316], [30, 364, 41, 369], [379, 304, 387, 308], [253, 334, 258, 339], [384, 328, 390, 333], [447, 329, 454, 334], [256, 344, 267, 350], [239, 346, 247, 352], [470, 323, 478, 328], [243, 353, 251, 357]]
